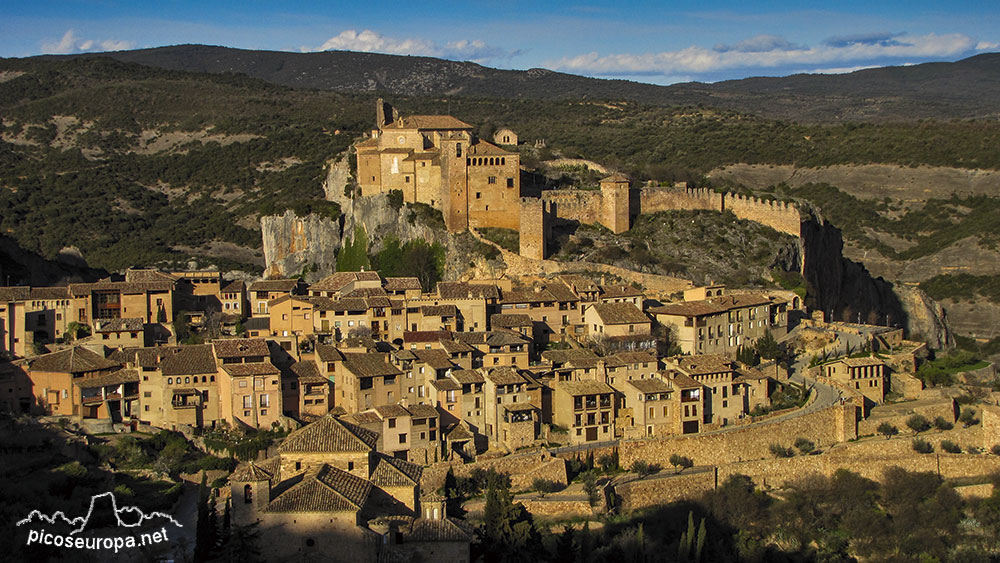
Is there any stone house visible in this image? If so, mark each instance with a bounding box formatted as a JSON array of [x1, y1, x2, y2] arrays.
[[248, 279, 303, 317], [214, 338, 283, 428], [584, 302, 651, 338], [553, 379, 616, 444], [23, 346, 122, 418], [649, 289, 779, 357], [483, 366, 539, 451], [620, 378, 675, 438], [823, 356, 887, 405], [94, 317, 146, 349]]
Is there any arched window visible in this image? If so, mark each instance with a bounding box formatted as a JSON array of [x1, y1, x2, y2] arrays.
[[244, 484, 253, 504], [167, 377, 172, 385], [489, 157, 495, 165], [185, 376, 190, 384], [210, 375, 215, 382], [501, 158, 505, 165]]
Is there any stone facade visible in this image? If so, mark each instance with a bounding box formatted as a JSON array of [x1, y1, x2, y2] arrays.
[[519, 198, 548, 261]]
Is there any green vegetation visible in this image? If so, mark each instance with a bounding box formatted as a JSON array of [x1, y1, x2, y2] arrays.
[[920, 272, 1000, 304], [369, 236, 446, 292], [768, 443, 795, 458], [877, 422, 899, 439], [941, 440, 962, 454], [934, 416, 955, 431], [906, 414, 932, 433], [478, 227, 520, 253], [794, 437, 816, 455], [669, 454, 694, 474], [554, 210, 800, 287], [916, 349, 989, 387], [202, 423, 286, 461], [913, 438, 934, 453]]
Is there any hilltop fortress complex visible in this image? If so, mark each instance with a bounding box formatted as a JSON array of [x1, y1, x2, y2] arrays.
[[355, 100, 804, 260]]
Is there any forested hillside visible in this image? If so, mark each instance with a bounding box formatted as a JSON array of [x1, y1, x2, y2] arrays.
[[2, 55, 1000, 276]]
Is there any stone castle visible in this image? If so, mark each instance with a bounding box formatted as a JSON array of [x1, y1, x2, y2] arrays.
[[355, 101, 804, 260]]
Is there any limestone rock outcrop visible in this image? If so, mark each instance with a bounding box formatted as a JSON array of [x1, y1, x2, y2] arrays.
[[260, 211, 341, 281]]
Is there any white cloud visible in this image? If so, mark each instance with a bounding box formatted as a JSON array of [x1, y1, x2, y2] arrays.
[[305, 29, 520, 64], [977, 41, 1000, 50], [41, 30, 134, 54], [549, 32, 989, 77]]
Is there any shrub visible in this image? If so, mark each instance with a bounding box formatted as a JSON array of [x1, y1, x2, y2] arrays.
[[959, 408, 979, 427], [992, 445, 1000, 456], [794, 437, 816, 455], [940, 440, 962, 454], [933, 416, 954, 430], [769, 444, 795, 458], [630, 460, 660, 476], [906, 414, 931, 433], [581, 471, 601, 507], [877, 422, 899, 439], [531, 478, 562, 496], [669, 454, 694, 473], [912, 438, 934, 454]]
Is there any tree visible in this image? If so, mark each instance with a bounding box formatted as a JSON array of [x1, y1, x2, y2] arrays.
[[906, 414, 931, 434], [581, 470, 601, 507], [794, 437, 815, 455], [877, 422, 899, 439], [669, 454, 694, 473], [933, 416, 954, 430], [940, 440, 962, 454], [531, 478, 561, 497], [755, 329, 781, 360], [959, 408, 979, 427], [630, 460, 660, 477], [552, 525, 576, 563], [220, 522, 263, 563], [480, 477, 543, 562], [678, 511, 707, 563], [912, 438, 934, 454], [769, 443, 795, 458]]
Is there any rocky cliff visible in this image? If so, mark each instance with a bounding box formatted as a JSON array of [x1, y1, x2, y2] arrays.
[[260, 211, 342, 281], [801, 217, 953, 348]]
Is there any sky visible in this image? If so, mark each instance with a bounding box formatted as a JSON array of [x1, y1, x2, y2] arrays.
[[2, 1, 998, 85]]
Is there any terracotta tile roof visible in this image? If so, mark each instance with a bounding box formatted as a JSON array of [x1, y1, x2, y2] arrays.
[[541, 349, 599, 365], [29, 286, 71, 300], [545, 282, 580, 302], [450, 369, 485, 385], [650, 295, 772, 317], [220, 279, 246, 293], [71, 280, 174, 294], [309, 272, 379, 292], [558, 275, 600, 294], [95, 318, 144, 333], [342, 287, 390, 299], [28, 346, 119, 374], [221, 362, 280, 377], [264, 465, 372, 513], [391, 349, 418, 361], [670, 373, 704, 389], [315, 343, 345, 363], [248, 279, 300, 293], [413, 349, 454, 370], [74, 368, 140, 388], [290, 361, 327, 383], [343, 353, 402, 378], [345, 411, 382, 425], [491, 313, 532, 328], [160, 345, 218, 376], [467, 139, 514, 156], [279, 414, 379, 453], [326, 297, 369, 312], [559, 380, 616, 396], [212, 338, 269, 359], [674, 355, 733, 376], [370, 455, 423, 487], [405, 403, 438, 418], [232, 461, 274, 482], [437, 282, 500, 300], [403, 518, 473, 542], [124, 269, 178, 283], [374, 404, 411, 418], [486, 366, 527, 386], [384, 277, 421, 291], [626, 378, 672, 394], [589, 303, 649, 325], [0, 286, 30, 301], [484, 331, 530, 346], [421, 304, 457, 317], [502, 287, 556, 304], [446, 424, 474, 441], [382, 115, 473, 130], [430, 378, 461, 392], [243, 317, 270, 332], [440, 339, 475, 354], [451, 332, 486, 345]]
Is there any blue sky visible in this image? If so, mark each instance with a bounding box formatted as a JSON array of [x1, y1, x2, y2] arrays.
[[2, 1, 998, 84]]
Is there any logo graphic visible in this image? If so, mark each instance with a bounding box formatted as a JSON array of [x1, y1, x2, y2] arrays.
[[17, 491, 183, 554]]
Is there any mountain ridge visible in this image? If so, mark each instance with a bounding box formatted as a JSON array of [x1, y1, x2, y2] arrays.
[[27, 44, 1000, 122]]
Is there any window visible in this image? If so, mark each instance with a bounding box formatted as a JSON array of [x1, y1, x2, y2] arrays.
[[243, 396, 252, 408], [399, 433, 407, 444], [348, 461, 355, 471], [507, 178, 514, 188], [167, 378, 173, 385], [476, 192, 481, 199], [388, 418, 396, 429], [488, 176, 496, 184]]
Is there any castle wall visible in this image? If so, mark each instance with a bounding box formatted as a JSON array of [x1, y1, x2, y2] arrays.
[[467, 157, 521, 231], [724, 194, 802, 237], [638, 187, 721, 215], [541, 190, 603, 225], [601, 180, 630, 234], [519, 198, 547, 260], [619, 404, 858, 468]]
